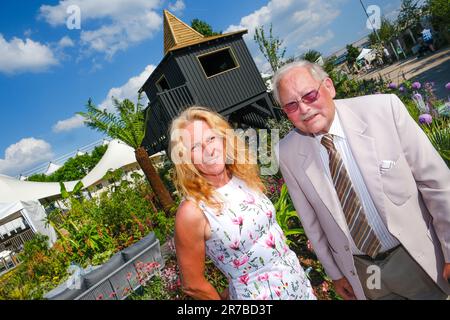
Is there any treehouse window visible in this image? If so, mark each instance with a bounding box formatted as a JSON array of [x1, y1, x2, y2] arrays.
[[198, 47, 238, 78], [156, 75, 170, 91]]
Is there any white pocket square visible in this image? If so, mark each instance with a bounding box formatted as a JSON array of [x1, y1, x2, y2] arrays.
[[380, 160, 396, 174]]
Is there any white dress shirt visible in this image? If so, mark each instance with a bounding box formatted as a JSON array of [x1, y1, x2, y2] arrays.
[[314, 112, 400, 255]]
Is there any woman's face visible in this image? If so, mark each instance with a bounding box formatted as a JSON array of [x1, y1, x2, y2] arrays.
[[183, 120, 226, 177]]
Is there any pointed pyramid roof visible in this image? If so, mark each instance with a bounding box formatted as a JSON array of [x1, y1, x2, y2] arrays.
[[163, 10, 205, 55]]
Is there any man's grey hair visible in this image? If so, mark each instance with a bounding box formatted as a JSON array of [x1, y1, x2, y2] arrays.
[[271, 60, 329, 105]]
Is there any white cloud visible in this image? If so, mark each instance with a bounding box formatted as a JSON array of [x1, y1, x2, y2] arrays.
[[168, 0, 185, 13], [297, 30, 334, 52], [0, 34, 58, 74], [224, 0, 343, 73], [0, 138, 54, 176], [58, 36, 75, 48], [39, 0, 166, 59], [52, 64, 156, 133], [53, 114, 85, 132], [99, 64, 156, 111]]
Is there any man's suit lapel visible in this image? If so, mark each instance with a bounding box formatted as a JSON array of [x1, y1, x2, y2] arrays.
[[297, 133, 350, 235], [335, 101, 388, 224]]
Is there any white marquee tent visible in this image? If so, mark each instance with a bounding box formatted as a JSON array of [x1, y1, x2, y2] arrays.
[[0, 201, 57, 246], [0, 139, 142, 248]]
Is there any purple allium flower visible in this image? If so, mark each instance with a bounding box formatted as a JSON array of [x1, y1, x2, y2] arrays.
[[445, 82, 450, 90], [388, 82, 397, 89], [412, 93, 423, 100], [412, 81, 421, 90], [399, 86, 405, 92], [418, 114, 432, 125]]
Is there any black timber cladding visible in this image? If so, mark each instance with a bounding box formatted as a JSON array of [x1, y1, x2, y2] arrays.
[[174, 36, 267, 113]]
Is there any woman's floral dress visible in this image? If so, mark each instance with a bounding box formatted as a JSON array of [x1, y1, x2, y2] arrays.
[[197, 176, 316, 300]]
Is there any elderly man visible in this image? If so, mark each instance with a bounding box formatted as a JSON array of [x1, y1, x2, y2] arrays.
[[273, 61, 450, 300]]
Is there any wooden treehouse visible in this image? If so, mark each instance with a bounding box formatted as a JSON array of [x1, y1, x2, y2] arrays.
[[140, 10, 278, 154]]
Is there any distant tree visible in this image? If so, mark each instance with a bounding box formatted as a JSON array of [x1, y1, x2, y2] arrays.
[[425, 0, 450, 43], [396, 0, 422, 32], [368, 17, 398, 45], [254, 24, 286, 73], [300, 50, 322, 63], [345, 44, 360, 70], [27, 145, 108, 183], [191, 19, 221, 36]]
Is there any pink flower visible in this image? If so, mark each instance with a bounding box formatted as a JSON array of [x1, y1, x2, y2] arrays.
[[232, 255, 249, 268], [109, 292, 117, 298], [266, 211, 273, 219], [307, 240, 314, 252], [232, 216, 244, 226], [265, 233, 276, 249], [96, 294, 104, 300], [217, 255, 225, 263], [321, 281, 330, 293], [243, 192, 255, 205], [238, 274, 249, 285], [230, 239, 240, 250], [257, 273, 269, 282]]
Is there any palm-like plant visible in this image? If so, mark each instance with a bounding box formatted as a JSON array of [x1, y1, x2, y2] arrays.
[[77, 94, 174, 212], [300, 50, 322, 63]]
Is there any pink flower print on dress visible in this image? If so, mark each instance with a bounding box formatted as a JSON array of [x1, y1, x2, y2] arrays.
[[232, 216, 244, 226], [218, 255, 225, 263], [238, 274, 249, 285], [232, 255, 249, 268], [273, 287, 282, 297], [229, 239, 240, 250], [257, 273, 269, 282], [265, 233, 276, 249], [266, 210, 273, 219], [243, 192, 255, 205], [274, 271, 283, 280]]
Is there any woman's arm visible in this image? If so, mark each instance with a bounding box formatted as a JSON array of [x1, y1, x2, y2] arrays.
[[175, 200, 221, 300]]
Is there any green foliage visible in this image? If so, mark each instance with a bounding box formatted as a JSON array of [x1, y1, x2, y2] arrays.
[[397, 0, 422, 32], [254, 23, 286, 73], [420, 117, 450, 167], [273, 184, 305, 246], [0, 173, 176, 299], [190, 18, 221, 36], [345, 44, 360, 69], [300, 50, 322, 63], [368, 17, 398, 45], [27, 145, 107, 182], [78, 94, 146, 150]]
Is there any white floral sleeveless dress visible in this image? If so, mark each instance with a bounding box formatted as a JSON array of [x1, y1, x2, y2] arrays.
[[197, 176, 316, 300]]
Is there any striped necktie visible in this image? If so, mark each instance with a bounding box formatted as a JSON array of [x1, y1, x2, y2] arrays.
[[321, 134, 381, 258]]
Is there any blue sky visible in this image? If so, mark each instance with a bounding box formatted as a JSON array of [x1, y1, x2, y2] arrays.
[[0, 0, 403, 176]]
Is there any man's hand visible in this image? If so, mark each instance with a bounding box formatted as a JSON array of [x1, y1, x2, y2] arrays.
[[443, 263, 450, 283], [333, 277, 356, 300]]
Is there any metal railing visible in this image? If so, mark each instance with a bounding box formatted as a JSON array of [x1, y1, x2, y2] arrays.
[[0, 228, 35, 252], [157, 83, 195, 118]]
